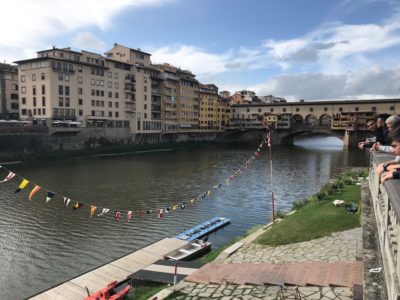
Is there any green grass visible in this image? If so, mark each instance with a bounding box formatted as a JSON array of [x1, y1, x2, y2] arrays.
[[126, 283, 168, 300], [256, 182, 362, 246]]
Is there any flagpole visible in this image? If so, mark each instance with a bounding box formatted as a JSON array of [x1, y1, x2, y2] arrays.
[[267, 129, 275, 222]]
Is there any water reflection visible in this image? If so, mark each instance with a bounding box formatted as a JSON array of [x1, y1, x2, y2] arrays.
[[294, 136, 343, 150]]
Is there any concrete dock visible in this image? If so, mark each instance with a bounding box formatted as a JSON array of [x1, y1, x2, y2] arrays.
[[30, 237, 187, 300]]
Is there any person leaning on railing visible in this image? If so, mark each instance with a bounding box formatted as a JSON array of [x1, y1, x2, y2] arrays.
[[375, 127, 400, 183], [370, 115, 400, 153], [358, 117, 387, 150]]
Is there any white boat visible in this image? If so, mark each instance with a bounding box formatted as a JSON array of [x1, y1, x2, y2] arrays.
[[165, 239, 211, 261]]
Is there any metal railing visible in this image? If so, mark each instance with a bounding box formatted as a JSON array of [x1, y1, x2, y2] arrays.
[[369, 152, 400, 300]]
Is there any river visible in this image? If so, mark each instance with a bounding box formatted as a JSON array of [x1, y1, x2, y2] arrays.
[[0, 137, 369, 299]]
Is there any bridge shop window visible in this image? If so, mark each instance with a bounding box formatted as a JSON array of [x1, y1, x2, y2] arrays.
[[324, 107, 328, 111], [355, 107, 359, 111], [339, 107, 343, 112], [390, 106, 394, 111], [296, 108, 299, 112], [309, 107, 313, 112], [283, 108, 286, 112], [372, 106, 376, 112], [270, 108, 274, 112]]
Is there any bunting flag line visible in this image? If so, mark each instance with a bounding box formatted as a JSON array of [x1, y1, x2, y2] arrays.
[[0, 171, 16, 183], [46, 192, 55, 203], [15, 179, 29, 194], [0, 133, 269, 222], [28, 185, 41, 201]]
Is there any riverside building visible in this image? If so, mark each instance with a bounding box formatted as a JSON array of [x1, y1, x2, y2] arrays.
[[14, 44, 203, 133], [0, 63, 19, 119]]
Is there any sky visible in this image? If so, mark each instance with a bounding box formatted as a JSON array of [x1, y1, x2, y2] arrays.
[[1, 0, 400, 101]]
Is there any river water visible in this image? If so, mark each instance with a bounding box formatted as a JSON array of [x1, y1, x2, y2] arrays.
[[0, 138, 369, 299]]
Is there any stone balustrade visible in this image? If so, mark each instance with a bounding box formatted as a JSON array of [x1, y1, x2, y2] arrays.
[[369, 152, 400, 300]]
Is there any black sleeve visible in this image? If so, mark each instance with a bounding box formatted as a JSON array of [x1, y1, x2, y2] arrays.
[[393, 171, 400, 179]]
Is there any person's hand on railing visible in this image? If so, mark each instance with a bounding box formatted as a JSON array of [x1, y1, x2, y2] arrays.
[[381, 170, 396, 183], [370, 142, 381, 153]]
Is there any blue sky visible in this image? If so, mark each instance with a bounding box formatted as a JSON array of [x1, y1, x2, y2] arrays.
[[1, 0, 400, 101]]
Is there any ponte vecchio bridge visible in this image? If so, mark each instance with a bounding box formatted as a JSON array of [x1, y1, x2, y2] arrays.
[[228, 98, 400, 147]]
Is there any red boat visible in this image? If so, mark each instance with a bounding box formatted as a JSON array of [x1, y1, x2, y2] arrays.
[[83, 280, 131, 300]]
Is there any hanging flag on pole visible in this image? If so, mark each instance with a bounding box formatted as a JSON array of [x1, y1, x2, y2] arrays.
[[28, 185, 41, 201], [0, 171, 16, 183], [266, 131, 275, 222], [98, 208, 110, 217], [127, 211, 133, 220], [115, 211, 121, 221], [15, 179, 29, 194], [72, 202, 84, 210]]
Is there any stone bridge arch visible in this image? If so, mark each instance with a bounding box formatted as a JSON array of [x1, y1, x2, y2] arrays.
[[276, 128, 346, 145]]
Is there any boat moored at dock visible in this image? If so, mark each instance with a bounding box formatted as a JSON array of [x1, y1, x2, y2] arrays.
[[176, 217, 231, 242]]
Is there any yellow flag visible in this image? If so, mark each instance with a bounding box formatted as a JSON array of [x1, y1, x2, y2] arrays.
[[172, 205, 177, 211], [90, 206, 97, 218], [28, 185, 41, 201], [207, 190, 211, 196], [15, 179, 30, 193]]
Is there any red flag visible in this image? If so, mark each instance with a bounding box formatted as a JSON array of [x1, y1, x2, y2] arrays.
[[115, 211, 121, 221], [29, 185, 41, 201], [127, 211, 133, 220], [0, 171, 16, 183]]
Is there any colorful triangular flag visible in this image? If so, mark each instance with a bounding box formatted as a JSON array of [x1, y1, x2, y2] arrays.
[[127, 211, 133, 220], [98, 208, 110, 217], [72, 202, 84, 210], [28, 185, 41, 201], [90, 206, 97, 218], [15, 179, 29, 194], [115, 211, 121, 221], [63, 197, 71, 208], [0, 171, 16, 183], [46, 192, 55, 203]]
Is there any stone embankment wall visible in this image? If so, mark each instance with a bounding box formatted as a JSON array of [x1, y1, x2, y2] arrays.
[[0, 128, 226, 159]]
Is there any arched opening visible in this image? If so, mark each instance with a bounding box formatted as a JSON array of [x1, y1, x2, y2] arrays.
[[291, 114, 303, 127], [319, 114, 332, 127], [305, 114, 317, 127]]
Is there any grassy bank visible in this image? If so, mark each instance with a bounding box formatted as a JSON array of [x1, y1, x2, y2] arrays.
[[256, 170, 366, 246]]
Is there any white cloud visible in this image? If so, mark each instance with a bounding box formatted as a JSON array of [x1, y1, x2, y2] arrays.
[[0, 0, 173, 62], [72, 31, 106, 52], [250, 66, 400, 101], [151, 45, 233, 76]]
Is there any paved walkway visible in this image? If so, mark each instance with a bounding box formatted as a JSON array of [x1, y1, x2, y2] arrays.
[[168, 228, 362, 300], [221, 228, 362, 264]]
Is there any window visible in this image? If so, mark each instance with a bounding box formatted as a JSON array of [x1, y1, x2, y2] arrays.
[[33, 97, 37, 107], [91, 100, 95, 106], [144, 95, 147, 101], [59, 97, 64, 106], [144, 77, 147, 83], [355, 107, 359, 112], [108, 91, 112, 98], [115, 102, 119, 108], [41, 85, 46, 95], [11, 103, 18, 110], [101, 101, 104, 107], [296, 108, 299, 112], [33, 108, 37, 115], [283, 108, 286, 112], [65, 75, 69, 82], [42, 108, 46, 115], [144, 104, 147, 110], [78, 77, 83, 83], [372, 106, 376, 112], [58, 75, 63, 81], [339, 107, 343, 112], [65, 86, 70, 96], [21, 109, 27, 115], [390, 106, 395, 111], [91, 89, 95, 96], [309, 107, 313, 112], [91, 79, 95, 85], [42, 97, 46, 106], [21, 75, 25, 82], [101, 90, 104, 97], [115, 92, 119, 98], [144, 113, 147, 119], [144, 86, 147, 92], [78, 87, 83, 95], [58, 85, 63, 95], [114, 82, 119, 89], [115, 112, 119, 117], [109, 111, 112, 117], [79, 99, 83, 105], [114, 72, 119, 79], [65, 97, 70, 107], [32, 86, 36, 95], [96, 90, 100, 96], [108, 71, 112, 78], [78, 65, 82, 72], [92, 110, 95, 116], [22, 97, 26, 105], [96, 100, 100, 106], [32, 74, 36, 81], [108, 101, 112, 108], [324, 107, 328, 112], [270, 108, 274, 112], [79, 110, 83, 116], [108, 81, 112, 88]]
